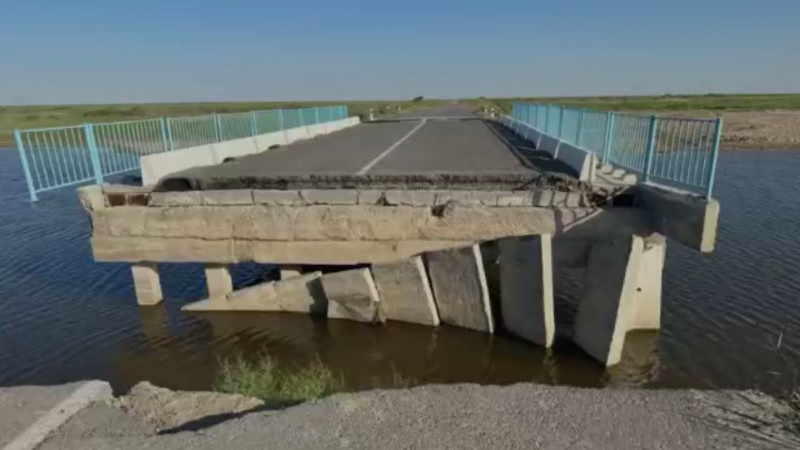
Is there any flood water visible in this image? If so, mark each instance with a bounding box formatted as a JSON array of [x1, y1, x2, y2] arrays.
[[1, 149, 799, 395]]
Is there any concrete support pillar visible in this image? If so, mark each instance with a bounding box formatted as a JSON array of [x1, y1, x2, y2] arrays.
[[499, 234, 555, 347], [131, 262, 163, 306], [574, 236, 644, 366], [426, 244, 494, 333], [279, 265, 303, 281], [205, 264, 233, 300], [630, 236, 666, 330]]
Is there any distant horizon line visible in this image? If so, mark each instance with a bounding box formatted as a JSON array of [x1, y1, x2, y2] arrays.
[[3, 92, 800, 108]]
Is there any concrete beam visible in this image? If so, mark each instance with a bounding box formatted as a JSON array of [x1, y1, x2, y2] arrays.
[[426, 244, 494, 333], [131, 263, 163, 306], [91, 236, 471, 264], [574, 236, 643, 366], [371, 256, 439, 326], [635, 183, 720, 253], [90, 203, 651, 244], [499, 234, 555, 347]]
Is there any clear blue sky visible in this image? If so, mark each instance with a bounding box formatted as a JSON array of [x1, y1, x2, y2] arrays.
[[2, 0, 798, 105]]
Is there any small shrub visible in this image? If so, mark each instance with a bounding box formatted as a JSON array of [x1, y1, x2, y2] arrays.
[[782, 389, 800, 437], [216, 353, 342, 405]]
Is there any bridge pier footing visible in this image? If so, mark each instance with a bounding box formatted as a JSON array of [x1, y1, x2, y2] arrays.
[[205, 264, 233, 301], [630, 236, 666, 331], [131, 262, 163, 306], [498, 234, 555, 347], [572, 235, 666, 367]]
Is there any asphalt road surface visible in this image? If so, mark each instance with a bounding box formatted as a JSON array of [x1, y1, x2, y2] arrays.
[[159, 105, 578, 189]]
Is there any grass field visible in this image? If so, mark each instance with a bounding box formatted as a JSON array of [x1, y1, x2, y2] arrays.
[[2, 94, 798, 148], [464, 93, 800, 114], [0, 99, 443, 147]]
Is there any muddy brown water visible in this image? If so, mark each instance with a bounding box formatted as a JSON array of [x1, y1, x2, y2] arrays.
[[1, 149, 799, 395]]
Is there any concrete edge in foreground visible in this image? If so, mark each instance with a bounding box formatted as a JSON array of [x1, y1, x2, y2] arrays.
[[3, 380, 112, 450]]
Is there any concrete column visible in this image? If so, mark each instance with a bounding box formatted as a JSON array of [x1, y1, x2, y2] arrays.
[[279, 265, 303, 281], [131, 262, 163, 306], [426, 244, 494, 333], [574, 236, 644, 366], [499, 234, 555, 347], [630, 236, 666, 330], [205, 264, 233, 300]]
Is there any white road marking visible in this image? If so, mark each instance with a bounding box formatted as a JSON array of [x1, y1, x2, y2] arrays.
[[356, 119, 427, 174]]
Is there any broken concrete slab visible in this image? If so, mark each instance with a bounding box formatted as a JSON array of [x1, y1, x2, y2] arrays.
[[499, 234, 555, 347], [183, 272, 326, 314], [425, 244, 494, 333], [321, 268, 382, 323], [371, 256, 439, 326]]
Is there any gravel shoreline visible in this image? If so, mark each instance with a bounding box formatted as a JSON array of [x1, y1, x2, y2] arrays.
[[36, 382, 799, 450]]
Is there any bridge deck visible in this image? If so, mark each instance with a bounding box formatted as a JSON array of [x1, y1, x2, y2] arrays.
[[158, 106, 580, 190]]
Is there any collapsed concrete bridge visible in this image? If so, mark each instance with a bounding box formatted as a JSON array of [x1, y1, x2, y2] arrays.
[[77, 105, 720, 367]]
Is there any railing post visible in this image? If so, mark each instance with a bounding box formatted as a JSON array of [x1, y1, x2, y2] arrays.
[[159, 117, 169, 152], [533, 103, 538, 128], [643, 115, 659, 182], [14, 130, 38, 201], [314, 107, 320, 124], [166, 118, 174, 151], [84, 123, 104, 184], [278, 109, 285, 130], [576, 109, 585, 146], [706, 116, 724, 198], [214, 113, 222, 142], [558, 107, 564, 139], [602, 111, 615, 164], [250, 111, 258, 136], [545, 104, 550, 134]]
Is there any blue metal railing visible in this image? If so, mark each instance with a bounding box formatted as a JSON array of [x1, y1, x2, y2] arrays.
[[511, 102, 723, 197], [14, 105, 349, 201]]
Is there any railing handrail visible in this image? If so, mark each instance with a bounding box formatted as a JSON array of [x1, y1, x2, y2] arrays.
[[511, 101, 723, 198], [14, 105, 349, 201]]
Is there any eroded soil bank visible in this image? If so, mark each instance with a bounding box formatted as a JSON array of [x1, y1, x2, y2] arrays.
[[659, 109, 800, 149]]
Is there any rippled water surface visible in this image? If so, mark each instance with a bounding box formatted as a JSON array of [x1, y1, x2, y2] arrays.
[[1, 149, 799, 395]]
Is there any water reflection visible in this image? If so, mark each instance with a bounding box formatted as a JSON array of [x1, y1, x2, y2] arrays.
[[115, 308, 659, 394]]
